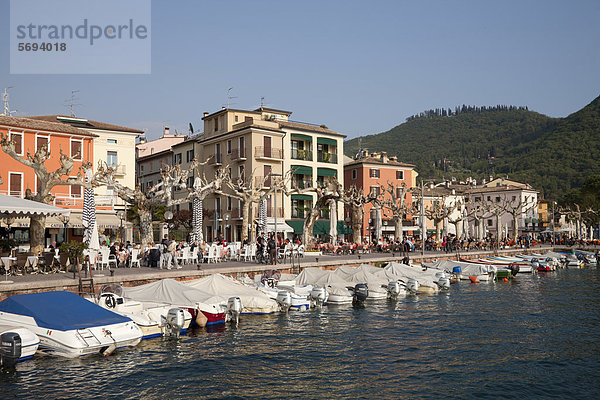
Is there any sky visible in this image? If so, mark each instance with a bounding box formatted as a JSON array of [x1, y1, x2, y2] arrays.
[[1, 0, 599, 140]]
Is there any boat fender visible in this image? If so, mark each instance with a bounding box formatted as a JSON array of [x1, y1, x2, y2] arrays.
[[503, 278, 508, 283], [469, 276, 479, 284], [195, 310, 208, 328]]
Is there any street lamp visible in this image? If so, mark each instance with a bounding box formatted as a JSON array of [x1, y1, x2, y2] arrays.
[[59, 214, 70, 244], [552, 201, 556, 245], [118, 211, 125, 242], [270, 173, 283, 262]]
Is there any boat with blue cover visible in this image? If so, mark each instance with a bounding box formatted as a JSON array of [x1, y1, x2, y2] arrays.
[[0, 291, 142, 358]]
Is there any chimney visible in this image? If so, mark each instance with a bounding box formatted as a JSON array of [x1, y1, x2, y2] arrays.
[[381, 152, 388, 162], [164, 126, 170, 136], [221, 106, 226, 110], [389, 156, 398, 162], [203, 112, 209, 117]]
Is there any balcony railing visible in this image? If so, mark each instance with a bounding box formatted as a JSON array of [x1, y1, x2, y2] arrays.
[[292, 180, 312, 190], [291, 148, 313, 161], [112, 164, 126, 176], [208, 153, 223, 166], [254, 176, 271, 187], [255, 146, 283, 159], [317, 152, 338, 163], [230, 147, 247, 161]]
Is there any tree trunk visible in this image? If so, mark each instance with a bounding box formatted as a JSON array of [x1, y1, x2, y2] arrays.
[[512, 213, 519, 242], [139, 208, 154, 246], [394, 214, 403, 240], [435, 220, 441, 241], [302, 207, 320, 250], [241, 200, 251, 243], [351, 206, 363, 245], [29, 215, 46, 255], [329, 199, 337, 244]]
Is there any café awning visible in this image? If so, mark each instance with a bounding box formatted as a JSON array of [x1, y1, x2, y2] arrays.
[[0, 194, 70, 219]]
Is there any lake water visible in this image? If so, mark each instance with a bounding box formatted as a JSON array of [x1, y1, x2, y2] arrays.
[[2, 269, 600, 399]]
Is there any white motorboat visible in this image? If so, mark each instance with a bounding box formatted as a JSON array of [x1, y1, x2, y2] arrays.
[[423, 259, 494, 282], [91, 288, 192, 339], [295, 268, 354, 304], [0, 291, 142, 358], [253, 278, 311, 311], [383, 262, 442, 294], [334, 265, 389, 299], [0, 324, 39, 365]]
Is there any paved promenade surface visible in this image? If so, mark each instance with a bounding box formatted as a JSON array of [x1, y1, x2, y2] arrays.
[[0, 245, 562, 296]]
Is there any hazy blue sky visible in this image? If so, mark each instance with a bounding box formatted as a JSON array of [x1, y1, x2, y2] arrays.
[[1, 0, 599, 140]]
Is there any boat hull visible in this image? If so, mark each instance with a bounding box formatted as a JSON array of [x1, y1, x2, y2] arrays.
[[0, 325, 39, 361]]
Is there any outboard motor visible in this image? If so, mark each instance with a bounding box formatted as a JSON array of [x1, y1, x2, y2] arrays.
[[276, 291, 292, 311], [530, 258, 540, 270], [508, 264, 520, 277], [265, 278, 277, 289], [310, 287, 328, 307], [162, 308, 185, 338], [0, 332, 21, 368], [227, 297, 242, 325], [436, 274, 451, 290], [352, 283, 369, 307], [406, 279, 420, 294], [489, 265, 497, 281], [387, 281, 404, 298]]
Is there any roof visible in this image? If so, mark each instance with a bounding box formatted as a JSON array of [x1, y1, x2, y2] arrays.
[[201, 108, 261, 120], [0, 115, 94, 136], [344, 156, 415, 168], [465, 185, 538, 194], [0, 291, 131, 331], [0, 194, 71, 218], [278, 120, 345, 137], [29, 115, 144, 134], [254, 106, 293, 116]]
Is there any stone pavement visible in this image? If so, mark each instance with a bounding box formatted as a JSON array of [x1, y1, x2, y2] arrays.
[[0, 246, 555, 297]]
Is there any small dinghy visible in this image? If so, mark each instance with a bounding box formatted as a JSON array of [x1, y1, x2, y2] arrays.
[[0, 291, 142, 358]]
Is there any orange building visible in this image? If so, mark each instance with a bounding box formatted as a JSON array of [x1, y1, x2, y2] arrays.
[[344, 151, 417, 241], [0, 115, 95, 244]]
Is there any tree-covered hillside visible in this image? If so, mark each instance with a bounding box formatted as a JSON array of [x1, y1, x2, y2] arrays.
[[345, 96, 600, 199]]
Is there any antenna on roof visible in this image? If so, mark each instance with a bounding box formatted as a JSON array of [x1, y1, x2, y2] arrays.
[[260, 96, 265, 108], [226, 87, 237, 109], [65, 90, 81, 117], [2, 87, 16, 116]]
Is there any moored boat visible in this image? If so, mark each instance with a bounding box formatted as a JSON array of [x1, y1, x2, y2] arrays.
[[0, 324, 39, 364]]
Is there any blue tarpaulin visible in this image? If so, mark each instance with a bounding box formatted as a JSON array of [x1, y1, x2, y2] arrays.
[[0, 291, 131, 331]]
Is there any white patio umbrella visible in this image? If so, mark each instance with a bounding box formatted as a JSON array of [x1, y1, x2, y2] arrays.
[[82, 169, 99, 250], [329, 199, 337, 244], [375, 206, 383, 240]]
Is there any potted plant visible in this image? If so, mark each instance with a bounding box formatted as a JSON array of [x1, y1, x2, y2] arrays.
[[59, 240, 88, 267]]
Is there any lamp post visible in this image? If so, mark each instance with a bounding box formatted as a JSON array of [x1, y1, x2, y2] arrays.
[[59, 214, 70, 245], [118, 211, 125, 242], [271, 173, 283, 262], [552, 201, 556, 245]]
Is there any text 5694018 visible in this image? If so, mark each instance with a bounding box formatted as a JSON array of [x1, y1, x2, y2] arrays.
[[18, 43, 67, 51]]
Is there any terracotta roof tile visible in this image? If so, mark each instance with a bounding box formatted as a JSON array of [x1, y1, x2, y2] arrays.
[[278, 120, 345, 137], [0, 115, 94, 136], [29, 115, 143, 134]]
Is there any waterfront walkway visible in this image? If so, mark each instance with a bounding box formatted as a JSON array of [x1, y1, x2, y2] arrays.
[[0, 245, 562, 297]]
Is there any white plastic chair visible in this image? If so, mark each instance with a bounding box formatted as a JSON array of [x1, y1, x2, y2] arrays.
[[203, 246, 217, 263], [98, 248, 117, 270], [176, 248, 188, 266], [188, 248, 198, 264], [130, 249, 141, 268]]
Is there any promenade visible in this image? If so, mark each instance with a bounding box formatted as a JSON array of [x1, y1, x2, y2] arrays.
[[0, 246, 555, 297]]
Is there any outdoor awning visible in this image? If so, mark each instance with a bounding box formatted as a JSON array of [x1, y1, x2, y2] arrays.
[[0, 194, 70, 219], [291, 134, 312, 142], [286, 220, 351, 235], [263, 218, 294, 234], [1, 212, 126, 229], [317, 168, 337, 178], [291, 194, 313, 201], [291, 165, 313, 175], [317, 137, 337, 146]]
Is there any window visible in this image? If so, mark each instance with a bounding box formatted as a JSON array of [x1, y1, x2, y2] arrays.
[[186, 149, 194, 163], [512, 196, 516, 201], [370, 186, 380, 197], [475, 196, 481, 202], [264, 165, 272, 187], [214, 117, 219, 132], [487, 219, 493, 227], [487, 196, 491, 201], [148, 180, 153, 188], [228, 167, 232, 178], [215, 197, 221, 216], [107, 151, 118, 167], [227, 140, 232, 154], [187, 175, 194, 188], [70, 179, 82, 198], [174, 153, 182, 164], [140, 165, 144, 172], [36, 135, 49, 153], [495, 196, 500, 202], [239, 136, 245, 156], [176, 204, 180, 212], [8, 172, 22, 197], [10, 132, 23, 155], [235, 115, 239, 122], [188, 202, 193, 211], [396, 188, 403, 198], [396, 170, 404, 180], [215, 143, 221, 163], [107, 139, 117, 144], [292, 199, 309, 218], [352, 169, 357, 180], [369, 169, 380, 178], [227, 196, 232, 211], [70, 139, 83, 160], [238, 165, 245, 181]]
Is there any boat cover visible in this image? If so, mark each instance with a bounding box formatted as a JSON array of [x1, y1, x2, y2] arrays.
[[123, 278, 226, 308], [422, 260, 490, 276], [333, 265, 389, 293], [0, 291, 130, 331], [295, 268, 353, 297], [383, 262, 439, 290], [185, 274, 278, 314]]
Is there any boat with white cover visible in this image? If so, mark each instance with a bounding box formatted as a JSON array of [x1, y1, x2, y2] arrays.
[[333, 265, 390, 299], [295, 268, 354, 304], [122, 279, 227, 326], [0, 291, 142, 358], [422, 260, 495, 281], [383, 262, 443, 294], [185, 274, 279, 315]]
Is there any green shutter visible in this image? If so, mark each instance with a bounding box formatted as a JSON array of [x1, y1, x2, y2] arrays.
[[291, 194, 313, 201], [286, 220, 304, 234], [317, 137, 337, 146], [291, 165, 313, 175], [291, 134, 312, 142], [317, 168, 337, 177]]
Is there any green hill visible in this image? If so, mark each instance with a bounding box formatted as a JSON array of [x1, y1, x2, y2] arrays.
[[344, 97, 600, 199]]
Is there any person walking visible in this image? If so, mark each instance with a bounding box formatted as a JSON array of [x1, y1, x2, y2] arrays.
[[268, 233, 277, 265]]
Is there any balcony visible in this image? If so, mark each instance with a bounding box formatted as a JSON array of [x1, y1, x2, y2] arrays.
[[255, 146, 283, 160], [207, 153, 223, 166], [317, 152, 338, 164], [230, 147, 247, 161], [53, 195, 83, 208], [292, 180, 312, 190], [291, 148, 313, 161], [113, 164, 126, 176]]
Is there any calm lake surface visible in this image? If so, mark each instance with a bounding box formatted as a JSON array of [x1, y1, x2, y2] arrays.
[[2, 268, 600, 399]]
